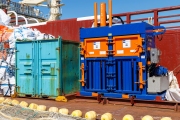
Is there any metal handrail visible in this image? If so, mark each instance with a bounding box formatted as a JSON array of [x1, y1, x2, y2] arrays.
[[0, 0, 46, 20]]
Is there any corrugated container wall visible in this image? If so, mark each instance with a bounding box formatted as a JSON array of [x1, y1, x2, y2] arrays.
[[15, 38, 80, 99], [31, 19, 93, 42]]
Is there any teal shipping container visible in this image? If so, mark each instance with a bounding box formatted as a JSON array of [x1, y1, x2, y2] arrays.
[[15, 37, 80, 99]]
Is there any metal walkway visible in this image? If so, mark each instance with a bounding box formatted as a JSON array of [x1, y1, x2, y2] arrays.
[[0, 0, 47, 20]]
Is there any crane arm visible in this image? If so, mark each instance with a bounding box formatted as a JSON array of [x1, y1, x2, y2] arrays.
[[19, 0, 64, 21], [19, 0, 47, 5]]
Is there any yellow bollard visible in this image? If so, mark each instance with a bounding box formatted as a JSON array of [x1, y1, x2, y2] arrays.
[[101, 113, 113, 120], [142, 115, 154, 120], [161, 117, 172, 120], [48, 107, 58, 113], [11, 99, 19, 105], [85, 111, 97, 120], [19, 101, 28, 107], [37, 105, 46, 111], [29, 103, 38, 110], [71, 110, 82, 117], [59, 108, 69, 115], [122, 114, 134, 120]]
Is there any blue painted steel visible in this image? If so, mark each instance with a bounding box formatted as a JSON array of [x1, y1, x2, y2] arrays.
[[80, 91, 165, 100], [80, 22, 167, 100], [140, 33, 148, 95], [154, 66, 168, 76], [16, 38, 80, 98], [83, 57, 141, 94], [80, 22, 165, 39], [81, 57, 164, 99], [152, 26, 166, 35]]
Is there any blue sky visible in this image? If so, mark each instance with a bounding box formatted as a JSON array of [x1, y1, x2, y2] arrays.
[[12, 0, 180, 25], [60, 0, 180, 19]]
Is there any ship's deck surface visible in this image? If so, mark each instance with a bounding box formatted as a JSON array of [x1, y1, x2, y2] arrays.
[[1, 96, 178, 120]]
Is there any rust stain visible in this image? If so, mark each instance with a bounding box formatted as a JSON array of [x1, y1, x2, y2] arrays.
[[26, 76, 30, 93], [56, 88, 61, 96], [56, 47, 60, 50], [51, 67, 55, 75], [49, 76, 55, 97], [26, 54, 30, 59], [50, 66, 55, 97], [17, 86, 20, 94], [56, 67, 60, 96]]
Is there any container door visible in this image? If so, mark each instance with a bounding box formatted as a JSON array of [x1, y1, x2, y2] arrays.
[[84, 58, 141, 94], [16, 41, 36, 97], [83, 37, 108, 58], [113, 35, 143, 56], [114, 58, 141, 94], [84, 58, 107, 92], [38, 39, 60, 98], [61, 41, 80, 95]]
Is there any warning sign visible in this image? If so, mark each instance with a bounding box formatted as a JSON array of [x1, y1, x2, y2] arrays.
[[122, 39, 131, 48], [93, 42, 100, 49]]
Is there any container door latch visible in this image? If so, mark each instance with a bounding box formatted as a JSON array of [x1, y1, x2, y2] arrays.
[[79, 63, 85, 86], [135, 62, 145, 89], [134, 43, 144, 55], [80, 42, 86, 56]]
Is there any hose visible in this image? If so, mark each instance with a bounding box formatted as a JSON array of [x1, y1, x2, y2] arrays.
[[106, 16, 124, 25], [112, 16, 124, 24]]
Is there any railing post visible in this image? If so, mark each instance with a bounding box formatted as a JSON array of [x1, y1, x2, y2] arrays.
[[126, 14, 131, 24], [154, 10, 158, 26]]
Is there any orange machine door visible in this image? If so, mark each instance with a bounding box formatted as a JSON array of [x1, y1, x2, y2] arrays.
[[113, 35, 143, 56], [84, 37, 108, 58]]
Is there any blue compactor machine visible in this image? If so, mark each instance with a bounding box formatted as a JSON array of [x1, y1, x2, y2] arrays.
[[79, 1, 169, 101]]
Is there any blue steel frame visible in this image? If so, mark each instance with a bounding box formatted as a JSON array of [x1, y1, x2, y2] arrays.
[[80, 22, 166, 100]]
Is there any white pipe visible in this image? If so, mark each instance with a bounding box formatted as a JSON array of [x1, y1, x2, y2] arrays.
[[26, 4, 48, 7], [7, 11, 18, 25], [18, 16, 28, 24], [19, 0, 46, 5], [28, 18, 39, 23], [35, 4, 48, 7]]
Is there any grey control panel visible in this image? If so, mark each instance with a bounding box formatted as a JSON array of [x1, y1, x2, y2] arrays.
[[150, 48, 160, 63]]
